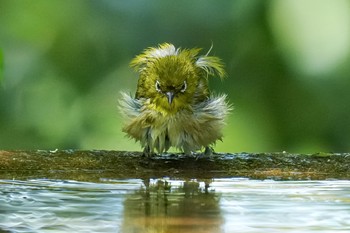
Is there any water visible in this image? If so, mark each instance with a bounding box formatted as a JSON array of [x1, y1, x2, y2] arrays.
[[0, 178, 350, 233]]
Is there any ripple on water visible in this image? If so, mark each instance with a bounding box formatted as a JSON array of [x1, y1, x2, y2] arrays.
[[0, 178, 350, 233]]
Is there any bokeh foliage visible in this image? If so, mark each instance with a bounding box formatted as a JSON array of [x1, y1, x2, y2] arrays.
[[0, 49, 3, 82], [1, 0, 350, 153]]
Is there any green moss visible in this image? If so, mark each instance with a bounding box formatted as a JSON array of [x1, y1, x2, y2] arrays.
[[1, 150, 350, 181]]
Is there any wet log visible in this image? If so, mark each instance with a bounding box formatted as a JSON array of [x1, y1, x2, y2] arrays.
[[0, 150, 349, 181]]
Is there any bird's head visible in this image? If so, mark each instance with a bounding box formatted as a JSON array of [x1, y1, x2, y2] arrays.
[[130, 43, 225, 114]]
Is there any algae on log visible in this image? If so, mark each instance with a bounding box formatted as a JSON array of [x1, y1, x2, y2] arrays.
[[0, 150, 349, 181]]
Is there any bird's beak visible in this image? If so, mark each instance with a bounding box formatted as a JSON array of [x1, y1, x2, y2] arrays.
[[165, 92, 175, 104]]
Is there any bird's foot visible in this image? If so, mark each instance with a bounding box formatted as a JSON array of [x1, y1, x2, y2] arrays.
[[204, 146, 214, 156], [142, 147, 156, 157], [196, 147, 214, 160]]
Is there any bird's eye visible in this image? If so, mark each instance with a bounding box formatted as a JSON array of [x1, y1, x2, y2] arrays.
[[180, 81, 187, 93], [155, 80, 161, 92]]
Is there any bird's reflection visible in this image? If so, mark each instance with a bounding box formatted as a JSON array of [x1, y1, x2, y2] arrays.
[[122, 178, 222, 233]]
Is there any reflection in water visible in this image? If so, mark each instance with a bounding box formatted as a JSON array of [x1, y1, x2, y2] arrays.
[[122, 179, 222, 233], [0, 178, 350, 232]]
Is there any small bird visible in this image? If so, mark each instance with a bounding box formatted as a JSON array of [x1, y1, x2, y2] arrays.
[[119, 43, 231, 156]]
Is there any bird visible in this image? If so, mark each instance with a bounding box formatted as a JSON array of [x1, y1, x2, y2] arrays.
[[119, 43, 231, 156]]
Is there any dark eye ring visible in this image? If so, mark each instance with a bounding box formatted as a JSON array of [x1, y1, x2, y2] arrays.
[[180, 81, 187, 93], [155, 80, 161, 92]]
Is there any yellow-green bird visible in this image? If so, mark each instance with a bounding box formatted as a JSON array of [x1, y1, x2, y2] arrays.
[[119, 43, 231, 156]]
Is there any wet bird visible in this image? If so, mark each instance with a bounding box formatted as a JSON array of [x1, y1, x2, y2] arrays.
[[119, 43, 231, 156]]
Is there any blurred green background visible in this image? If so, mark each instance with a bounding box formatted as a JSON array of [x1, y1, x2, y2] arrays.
[[1, 0, 350, 153]]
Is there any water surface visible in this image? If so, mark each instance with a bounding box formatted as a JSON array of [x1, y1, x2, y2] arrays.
[[0, 178, 349, 233]]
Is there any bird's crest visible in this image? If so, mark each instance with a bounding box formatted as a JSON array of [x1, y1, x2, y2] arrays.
[[130, 43, 226, 79]]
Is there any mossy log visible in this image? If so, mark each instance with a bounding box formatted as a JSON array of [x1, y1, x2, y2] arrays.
[[0, 150, 349, 181]]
